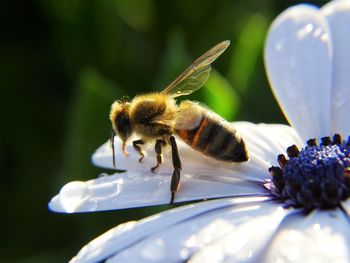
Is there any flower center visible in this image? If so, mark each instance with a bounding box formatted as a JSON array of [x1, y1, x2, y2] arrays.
[[268, 134, 350, 209]]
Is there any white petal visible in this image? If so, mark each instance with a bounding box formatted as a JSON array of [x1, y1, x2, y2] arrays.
[[92, 122, 300, 180], [264, 208, 350, 262], [108, 201, 289, 263], [92, 136, 268, 183], [69, 196, 271, 263], [234, 122, 303, 163], [48, 172, 265, 213], [265, 4, 333, 142], [340, 198, 350, 216], [322, 0, 350, 136], [187, 202, 292, 263], [93, 123, 268, 173]]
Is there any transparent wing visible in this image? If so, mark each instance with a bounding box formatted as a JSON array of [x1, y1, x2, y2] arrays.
[[161, 40, 230, 97]]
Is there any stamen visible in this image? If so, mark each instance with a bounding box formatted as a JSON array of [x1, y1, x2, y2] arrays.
[[344, 168, 350, 194], [268, 134, 350, 209], [307, 138, 317, 147], [286, 145, 299, 158], [321, 136, 331, 146], [269, 166, 284, 194], [332, 134, 341, 145], [278, 154, 287, 169]]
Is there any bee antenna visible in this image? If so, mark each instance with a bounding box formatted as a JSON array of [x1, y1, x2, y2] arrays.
[[119, 96, 130, 103], [110, 129, 116, 167]]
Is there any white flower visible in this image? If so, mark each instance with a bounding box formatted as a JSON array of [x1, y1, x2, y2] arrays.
[[49, 0, 350, 262]]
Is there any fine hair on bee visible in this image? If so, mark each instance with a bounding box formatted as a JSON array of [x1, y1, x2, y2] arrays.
[[109, 40, 249, 204]]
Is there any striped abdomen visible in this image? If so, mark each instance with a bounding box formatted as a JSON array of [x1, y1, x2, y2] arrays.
[[175, 102, 248, 162]]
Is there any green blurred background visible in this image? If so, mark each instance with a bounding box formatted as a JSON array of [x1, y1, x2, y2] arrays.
[[0, 0, 328, 262]]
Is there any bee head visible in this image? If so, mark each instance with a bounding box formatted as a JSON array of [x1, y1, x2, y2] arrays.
[[110, 101, 132, 142], [109, 101, 132, 167]]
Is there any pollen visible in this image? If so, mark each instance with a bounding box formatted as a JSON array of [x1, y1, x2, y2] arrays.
[[267, 134, 350, 210]]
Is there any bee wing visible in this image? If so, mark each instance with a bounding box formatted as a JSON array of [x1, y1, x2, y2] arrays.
[[161, 40, 230, 98]]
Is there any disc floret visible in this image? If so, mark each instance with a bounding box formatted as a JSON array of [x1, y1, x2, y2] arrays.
[[268, 134, 350, 209]]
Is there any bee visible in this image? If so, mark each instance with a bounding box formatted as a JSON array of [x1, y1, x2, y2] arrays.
[[110, 40, 249, 204]]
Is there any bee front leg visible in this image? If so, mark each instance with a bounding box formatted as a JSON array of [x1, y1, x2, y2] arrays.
[[151, 139, 166, 173], [132, 139, 145, 162], [169, 136, 182, 204], [110, 129, 116, 167]]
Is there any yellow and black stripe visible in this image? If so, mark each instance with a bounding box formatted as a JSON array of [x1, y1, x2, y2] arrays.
[[175, 113, 248, 162]]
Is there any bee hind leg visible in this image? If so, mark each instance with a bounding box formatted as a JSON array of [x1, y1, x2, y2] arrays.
[[151, 139, 166, 173], [132, 139, 145, 162], [169, 136, 182, 204]]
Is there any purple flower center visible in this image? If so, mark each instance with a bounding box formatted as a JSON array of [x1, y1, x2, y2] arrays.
[[268, 134, 350, 209]]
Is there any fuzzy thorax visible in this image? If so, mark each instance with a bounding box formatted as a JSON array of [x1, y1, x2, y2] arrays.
[[128, 93, 178, 140]]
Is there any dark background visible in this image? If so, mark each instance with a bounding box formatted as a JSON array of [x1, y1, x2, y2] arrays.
[[0, 0, 328, 262]]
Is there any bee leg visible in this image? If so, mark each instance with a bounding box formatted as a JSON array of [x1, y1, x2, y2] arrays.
[[169, 136, 182, 204], [110, 129, 116, 167], [122, 142, 129, 157], [132, 139, 145, 162], [151, 139, 166, 173]]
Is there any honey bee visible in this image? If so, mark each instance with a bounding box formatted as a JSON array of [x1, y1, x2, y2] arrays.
[[110, 40, 249, 204]]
